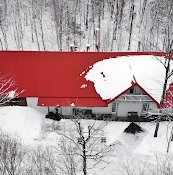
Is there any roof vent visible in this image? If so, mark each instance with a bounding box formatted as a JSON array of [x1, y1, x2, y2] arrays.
[[95, 28, 100, 52], [70, 44, 74, 52], [86, 44, 90, 52], [137, 41, 141, 52]]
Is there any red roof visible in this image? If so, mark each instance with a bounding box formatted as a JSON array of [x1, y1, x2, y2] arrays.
[[0, 51, 167, 107]]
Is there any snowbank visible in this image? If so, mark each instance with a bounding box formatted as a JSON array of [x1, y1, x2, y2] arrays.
[[0, 106, 172, 155], [135, 122, 173, 155], [104, 121, 173, 155], [85, 55, 172, 103], [0, 106, 44, 140]]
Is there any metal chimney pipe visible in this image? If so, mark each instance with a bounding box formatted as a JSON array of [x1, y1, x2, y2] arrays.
[[69, 44, 74, 52], [137, 41, 141, 52], [86, 44, 90, 52], [95, 28, 100, 52]]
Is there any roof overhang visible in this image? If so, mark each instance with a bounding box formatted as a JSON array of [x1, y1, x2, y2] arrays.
[[38, 97, 108, 107]]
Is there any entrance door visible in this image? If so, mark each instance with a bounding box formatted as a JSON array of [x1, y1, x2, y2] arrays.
[[111, 103, 118, 115], [141, 103, 149, 117]]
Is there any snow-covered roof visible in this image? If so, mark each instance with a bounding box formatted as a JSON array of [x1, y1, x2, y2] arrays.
[[1, 51, 170, 107], [85, 55, 173, 104]]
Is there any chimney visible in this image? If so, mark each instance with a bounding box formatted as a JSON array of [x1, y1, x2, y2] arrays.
[[86, 44, 90, 52], [137, 41, 141, 52], [70, 44, 74, 52], [95, 28, 100, 52]]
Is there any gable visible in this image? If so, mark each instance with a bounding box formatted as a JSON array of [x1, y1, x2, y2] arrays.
[[107, 83, 159, 105], [113, 85, 153, 102], [126, 86, 146, 95]]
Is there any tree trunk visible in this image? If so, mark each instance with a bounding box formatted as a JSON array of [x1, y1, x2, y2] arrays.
[[83, 141, 87, 175], [0, 38, 3, 49], [85, 0, 89, 29], [154, 51, 172, 137], [128, 4, 135, 51], [111, 2, 118, 51], [154, 118, 160, 137], [167, 124, 173, 153]]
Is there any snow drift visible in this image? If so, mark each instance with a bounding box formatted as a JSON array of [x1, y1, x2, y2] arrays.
[[0, 106, 44, 140]]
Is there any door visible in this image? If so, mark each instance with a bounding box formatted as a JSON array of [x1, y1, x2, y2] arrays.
[[141, 103, 149, 117], [111, 102, 118, 115]]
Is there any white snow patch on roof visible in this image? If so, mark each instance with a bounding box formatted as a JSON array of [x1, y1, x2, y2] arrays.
[[71, 103, 75, 106], [80, 71, 86, 76], [85, 55, 172, 103], [80, 84, 87, 88]]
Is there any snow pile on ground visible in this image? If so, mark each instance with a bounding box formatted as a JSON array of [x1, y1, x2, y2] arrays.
[[104, 121, 173, 155], [0, 106, 44, 141], [135, 122, 173, 155], [85, 55, 173, 103]]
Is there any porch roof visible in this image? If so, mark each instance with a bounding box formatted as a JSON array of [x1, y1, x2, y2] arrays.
[[115, 94, 153, 102]]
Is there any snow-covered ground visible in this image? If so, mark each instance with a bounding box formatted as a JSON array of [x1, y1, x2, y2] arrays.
[[0, 106, 173, 174]]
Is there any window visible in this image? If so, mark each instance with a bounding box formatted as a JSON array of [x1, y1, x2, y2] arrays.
[[112, 103, 118, 114], [129, 87, 134, 94], [142, 103, 149, 112]]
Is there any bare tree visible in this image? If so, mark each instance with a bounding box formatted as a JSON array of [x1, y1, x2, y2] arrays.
[[11, 0, 24, 50], [51, 0, 63, 51], [45, 112, 114, 175], [0, 0, 9, 50], [0, 129, 27, 175], [147, 0, 173, 137], [0, 73, 24, 105], [128, 1, 135, 51], [154, 49, 173, 137], [110, 0, 125, 51]]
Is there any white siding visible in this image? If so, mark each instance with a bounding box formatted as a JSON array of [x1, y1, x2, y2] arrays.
[[92, 104, 111, 114], [116, 102, 142, 117], [134, 86, 146, 95], [126, 85, 146, 95], [148, 103, 159, 115], [61, 105, 111, 116], [26, 97, 48, 114], [112, 101, 159, 117], [26, 97, 159, 117], [49, 107, 62, 114], [61, 107, 73, 115]]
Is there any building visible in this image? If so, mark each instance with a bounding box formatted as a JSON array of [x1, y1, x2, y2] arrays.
[[1, 51, 172, 118]]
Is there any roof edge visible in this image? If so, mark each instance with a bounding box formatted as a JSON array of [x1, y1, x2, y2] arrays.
[[136, 83, 160, 107], [107, 83, 136, 104], [107, 83, 160, 107]]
